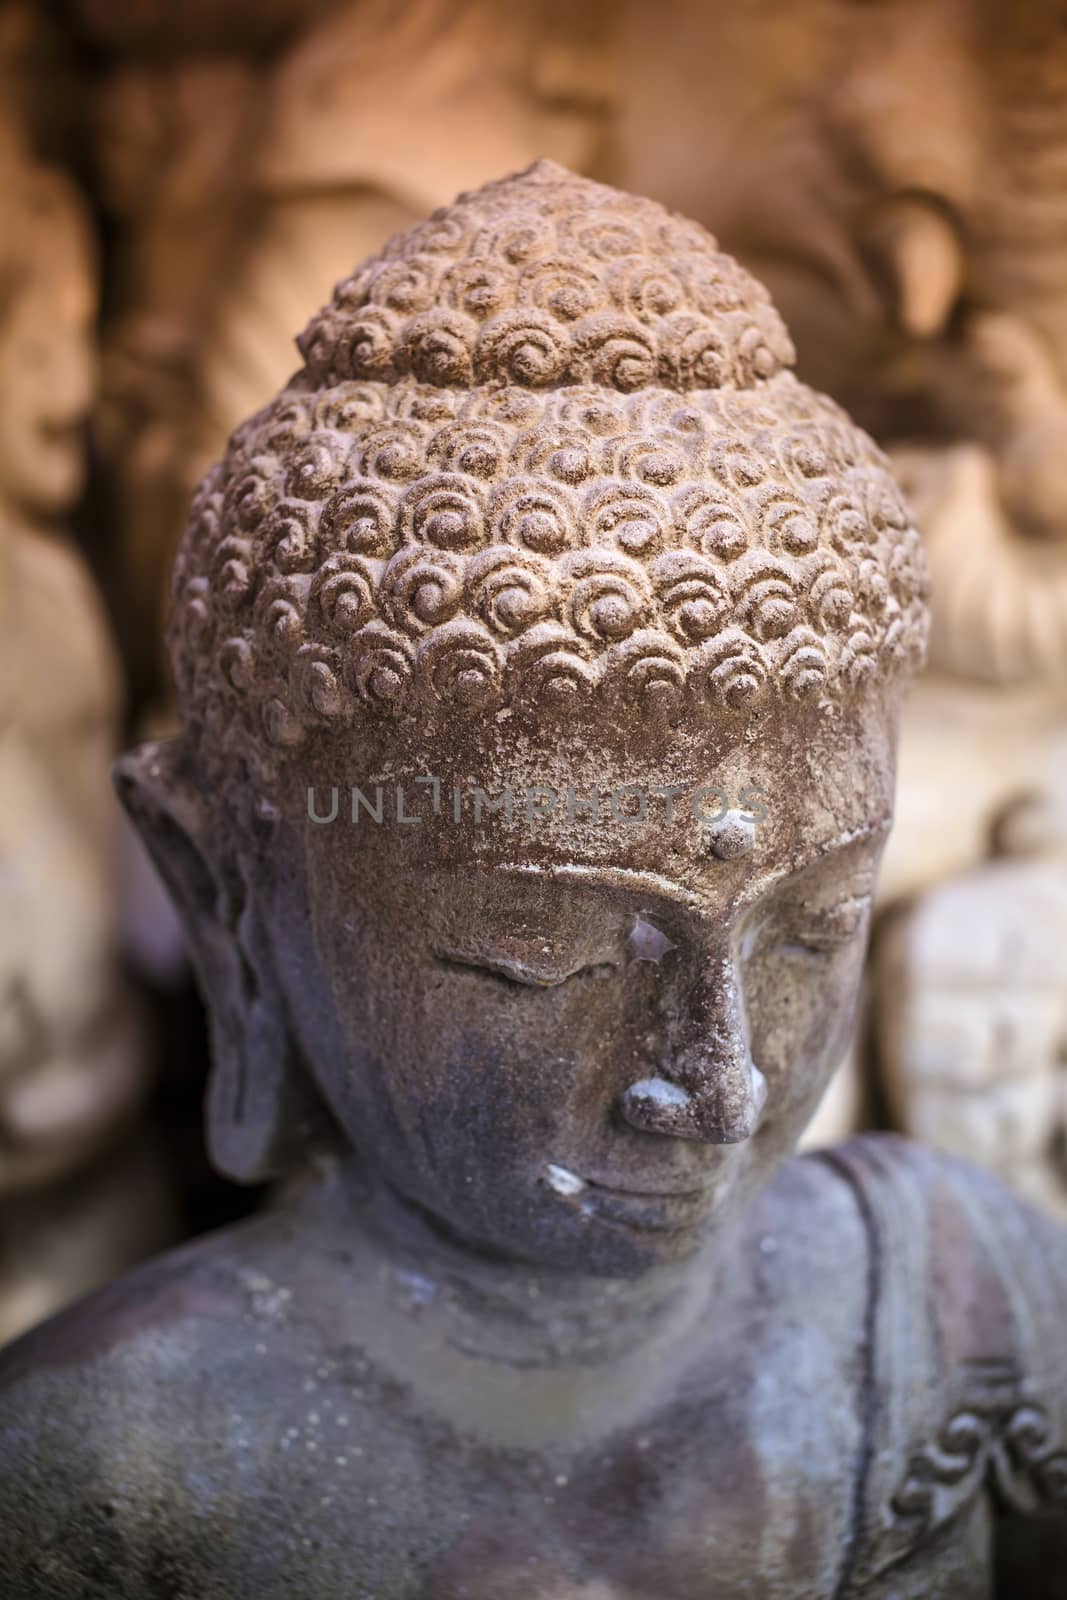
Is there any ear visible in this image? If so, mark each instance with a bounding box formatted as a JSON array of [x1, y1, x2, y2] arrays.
[[113, 738, 309, 1183]]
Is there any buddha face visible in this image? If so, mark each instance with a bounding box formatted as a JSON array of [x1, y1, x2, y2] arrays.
[[253, 696, 896, 1275]]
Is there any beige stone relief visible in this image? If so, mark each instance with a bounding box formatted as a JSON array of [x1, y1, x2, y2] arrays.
[[76, 0, 615, 674], [0, 10, 176, 1342]]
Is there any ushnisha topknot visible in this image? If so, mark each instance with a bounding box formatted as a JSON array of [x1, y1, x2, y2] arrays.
[[294, 160, 797, 393], [169, 161, 929, 784]]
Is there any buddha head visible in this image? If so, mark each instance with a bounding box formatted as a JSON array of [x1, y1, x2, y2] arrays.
[[119, 163, 928, 1274]]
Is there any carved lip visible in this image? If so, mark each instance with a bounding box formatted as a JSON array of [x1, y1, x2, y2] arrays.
[[543, 1164, 716, 1204], [545, 1166, 720, 1233], [585, 1178, 715, 1202]]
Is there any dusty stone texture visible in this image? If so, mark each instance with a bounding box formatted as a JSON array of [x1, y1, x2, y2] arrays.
[[0, 10, 176, 1345], [1, 162, 1066, 1597], [614, 2, 1067, 1184]]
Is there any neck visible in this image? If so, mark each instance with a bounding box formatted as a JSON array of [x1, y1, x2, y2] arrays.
[[286, 1153, 740, 1446]]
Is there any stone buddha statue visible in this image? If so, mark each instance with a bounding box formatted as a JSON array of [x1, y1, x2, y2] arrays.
[[1, 162, 1065, 1597]]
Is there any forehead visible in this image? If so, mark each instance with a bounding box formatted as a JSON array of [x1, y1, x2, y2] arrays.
[[298, 695, 897, 904]]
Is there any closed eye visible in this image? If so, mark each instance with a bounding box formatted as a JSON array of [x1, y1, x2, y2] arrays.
[[436, 953, 616, 989], [746, 892, 872, 962], [775, 894, 872, 957]]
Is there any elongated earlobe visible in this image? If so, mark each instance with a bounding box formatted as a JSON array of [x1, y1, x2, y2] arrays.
[[113, 738, 312, 1182], [204, 893, 314, 1184]]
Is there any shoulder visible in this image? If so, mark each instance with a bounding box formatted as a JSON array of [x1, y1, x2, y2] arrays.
[[0, 1213, 325, 1598], [813, 1130, 1067, 1343], [813, 1132, 1067, 1475], [756, 1138, 874, 1250], [808, 1134, 1067, 1589], [0, 1210, 285, 1411]]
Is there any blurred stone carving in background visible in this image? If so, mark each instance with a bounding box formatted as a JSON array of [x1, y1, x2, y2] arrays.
[[68, 0, 614, 698], [613, 0, 1067, 1201], [0, 3, 176, 1344]]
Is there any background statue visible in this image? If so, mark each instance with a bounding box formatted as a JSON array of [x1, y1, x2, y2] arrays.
[[874, 785, 1067, 1219], [66, 0, 613, 696], [0, 5, 176, 1343], [2, 164, 1065, 1597]]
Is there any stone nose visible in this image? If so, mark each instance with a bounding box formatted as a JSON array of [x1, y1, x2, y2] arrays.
[[618, 955, 766, 1144], [619, 1067, 767, 1145]]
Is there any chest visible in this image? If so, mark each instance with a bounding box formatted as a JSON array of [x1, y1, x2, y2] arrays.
[[162, 1417, 995, 1600], [155, 1355, 871, 1599]]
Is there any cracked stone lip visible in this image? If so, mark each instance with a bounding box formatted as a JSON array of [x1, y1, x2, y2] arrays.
[[543, 1163, 723, 1232]]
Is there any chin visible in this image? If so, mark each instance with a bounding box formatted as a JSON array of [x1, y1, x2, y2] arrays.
[[500, 1189, 729, 1277]]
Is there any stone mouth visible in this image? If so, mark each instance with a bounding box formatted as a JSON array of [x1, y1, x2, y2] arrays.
[[542, 1162, 719, 1232], [585, 1177, 714, 1202]]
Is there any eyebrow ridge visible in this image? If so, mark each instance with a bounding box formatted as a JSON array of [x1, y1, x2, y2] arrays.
[[498, 820, 891, 907], [499, 863, 699, 906]]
